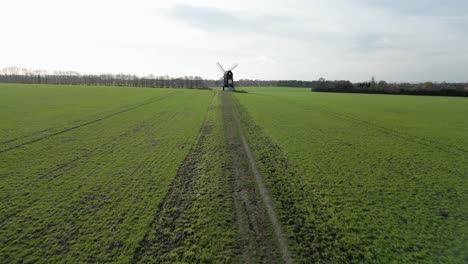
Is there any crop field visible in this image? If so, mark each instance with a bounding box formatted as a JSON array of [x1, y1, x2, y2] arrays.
[[234, 87, 467, 263], [1, 84, 467, 263], [0, 84, 213, 262]]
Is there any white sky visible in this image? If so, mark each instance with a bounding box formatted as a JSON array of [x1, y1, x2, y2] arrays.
[[1, 0, 467, 82]]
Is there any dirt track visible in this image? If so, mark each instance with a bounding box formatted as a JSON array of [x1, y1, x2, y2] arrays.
[[132, 91, 292, 263], [131, 117, 211, 263], [222, 92, 292, 264]]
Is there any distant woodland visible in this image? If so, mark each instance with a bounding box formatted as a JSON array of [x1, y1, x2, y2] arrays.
[[1, 67, 467, 96], [310, 77, 468, 97], [0, 67, 206, 89]]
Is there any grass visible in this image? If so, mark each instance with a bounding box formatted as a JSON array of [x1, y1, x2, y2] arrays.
[[0, 83, 173, 143], [134, 91, 237, 263], [234, 87, 468, 263], [0, 84, 213, 263], [1, 83, 466, 263]]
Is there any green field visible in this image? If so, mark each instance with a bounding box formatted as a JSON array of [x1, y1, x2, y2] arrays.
[[234, 87, 467, 262], [0, 84, 213, 262], [1, 84, 467, 263]]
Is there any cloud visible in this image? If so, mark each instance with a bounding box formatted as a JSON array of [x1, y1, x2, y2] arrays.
[[170, 5, 239, 32], [165, 2, 468, 82], [170, 4, 392, 57], [1, 0, 467, 82], [353, 33, 391, 53], [361, 0, 468, 16], [170, 4, 296, 36]]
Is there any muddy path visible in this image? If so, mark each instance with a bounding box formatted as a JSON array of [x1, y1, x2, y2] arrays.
[[222, 92, 292, 264], [131, 116, 212, 263], [132, 92, 292, 263]]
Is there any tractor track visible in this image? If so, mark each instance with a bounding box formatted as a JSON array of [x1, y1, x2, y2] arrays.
[[36, 110, 179, 181], [0, 93, 175, 154], [131, 115, 210, 263], [0, 110, 180, 227], [37, 121, 150, 180], [223, 93, 292, 264], [279, 96, 466, 156], [316, 105, 467, 156], [132, 92, 292, 263], [0, 129, 50, 146], [50, 131, 171, 255]]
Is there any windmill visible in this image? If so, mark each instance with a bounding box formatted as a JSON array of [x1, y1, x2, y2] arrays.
[[216, 62, 238, 91]]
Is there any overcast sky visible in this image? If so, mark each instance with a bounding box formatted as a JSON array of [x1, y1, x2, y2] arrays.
[[1, 0, 467, 82]]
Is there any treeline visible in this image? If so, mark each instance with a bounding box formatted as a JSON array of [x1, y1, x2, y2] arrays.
[[205, 79, 314, 87], [277, 80, 314, 87], [2, 67, 467, 96], [203, 79, 278, 87], [311, 78, 468, 97], [0, 67, 207, 89]]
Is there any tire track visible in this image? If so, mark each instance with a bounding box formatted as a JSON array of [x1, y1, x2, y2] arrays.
[[0, 122, 150, 226], [224, 92, 293, 264], [0, 92, 175, 154], [319, 105, 466, 156], [281, 97, 466, 156], [50, 133, 169, 255], [37, 121, 151, 180], [37, 110, 178, 182], [0, 129, 50, 146], [133, 92, 293, 263], [0, 110, 180, 226], [131, 117, 210, 263]]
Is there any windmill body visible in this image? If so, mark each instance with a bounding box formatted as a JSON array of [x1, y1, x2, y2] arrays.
[[217, 62, 238, 91], [223, 71, 234, 91]]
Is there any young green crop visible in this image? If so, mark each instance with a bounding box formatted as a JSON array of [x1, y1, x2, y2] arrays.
[[2, 83, 467, 263], [234, 87, 468, 263], [134, 92, 237, 263], [0, 84, 213, 263]]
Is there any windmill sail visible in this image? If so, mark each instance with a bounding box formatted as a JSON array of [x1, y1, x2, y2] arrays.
[[216, 76, 224, 85], [216, 62, 225, 74], [227, 63, 238, 71]]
